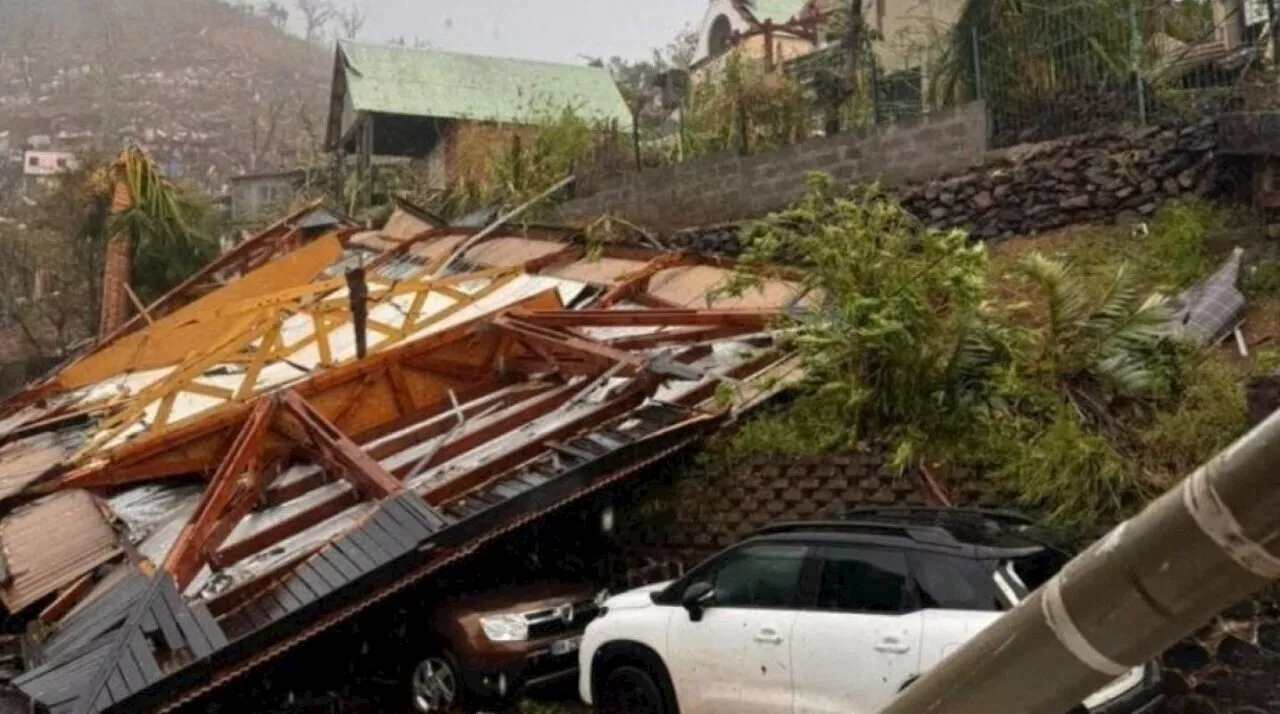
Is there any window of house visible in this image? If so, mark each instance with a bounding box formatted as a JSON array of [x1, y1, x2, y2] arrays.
[[708, 14, 733, 58], [815, 545, 912, 614], [27, 156, 39, 167], [703, 543, 808, 608], [55, 158, 67, 168]]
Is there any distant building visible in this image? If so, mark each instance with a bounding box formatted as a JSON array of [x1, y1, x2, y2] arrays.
[[691, 0, 827, 78], [23, 151, 79, 177], [323, 41, 634, 190], [227, 169, 307, 226], [26, 135, 52, 150]]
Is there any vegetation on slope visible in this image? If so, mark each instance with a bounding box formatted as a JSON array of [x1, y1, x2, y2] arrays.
[[712, 175, 1249, 530]]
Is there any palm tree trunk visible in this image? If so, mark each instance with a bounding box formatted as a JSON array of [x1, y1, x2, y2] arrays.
[[97, 175, 133, 339]]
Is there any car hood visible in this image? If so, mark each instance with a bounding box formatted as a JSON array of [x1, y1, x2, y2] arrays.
[[605, 581, 673, 611]]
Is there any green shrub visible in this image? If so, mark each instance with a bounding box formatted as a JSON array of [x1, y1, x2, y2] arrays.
[[1140, 199, 1226, 290], [1141, 358, 1247, 484], [984, 407, 1150, 530], [707, 178, 1247, 531], [1243, 258, 1280, 298]]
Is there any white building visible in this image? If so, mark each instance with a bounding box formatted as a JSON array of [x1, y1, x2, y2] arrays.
[[23, 150, 79, 177]]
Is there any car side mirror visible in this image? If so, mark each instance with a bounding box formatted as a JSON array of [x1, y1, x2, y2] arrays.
[[681, 582, 715, 622]]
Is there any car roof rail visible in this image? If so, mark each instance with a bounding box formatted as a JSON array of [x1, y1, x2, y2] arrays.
[[842, 507, 1079, 556], [842, 506, 1037, 528], [750, 520, 962, 547]]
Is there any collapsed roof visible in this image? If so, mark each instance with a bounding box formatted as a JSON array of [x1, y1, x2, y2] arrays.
[[0, 201, 805, 713]]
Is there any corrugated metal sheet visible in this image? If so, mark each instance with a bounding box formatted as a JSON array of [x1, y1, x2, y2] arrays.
[[0, 428, 85, 503], [746, 0, 808, 23], [382, 207, 437, 240], [464, 237, 568, 268], [337, 41, 634, 129], [0, 490, 121, 614], [547, 257, 648, 286], [649, 265, 802, 309]]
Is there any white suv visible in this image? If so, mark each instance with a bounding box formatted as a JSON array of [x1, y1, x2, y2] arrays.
[[579, 508, 1164, 714]]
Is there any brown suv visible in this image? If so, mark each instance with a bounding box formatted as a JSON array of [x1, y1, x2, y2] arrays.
[[408, 578, 607, 712]]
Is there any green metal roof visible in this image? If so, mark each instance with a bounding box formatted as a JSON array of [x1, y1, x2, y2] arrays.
[[337, 41, 634, 130], [745, 0, 810, 24]]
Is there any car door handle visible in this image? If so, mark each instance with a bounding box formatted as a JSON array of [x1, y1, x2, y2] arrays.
[[754, 628, 783, 645], [874, 636, 910, 654]]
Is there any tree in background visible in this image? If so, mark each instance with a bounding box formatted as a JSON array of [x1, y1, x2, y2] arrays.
[[336, 3, 365, 40], [0, 147, 217, 348], [295, 0, 334, 43], [262, 1, 289, 30], [587, 26, 699, 135]]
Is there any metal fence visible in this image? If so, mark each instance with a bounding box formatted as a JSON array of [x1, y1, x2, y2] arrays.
[[956, 0, 1280, 147], [611, 1, 1279, 172]]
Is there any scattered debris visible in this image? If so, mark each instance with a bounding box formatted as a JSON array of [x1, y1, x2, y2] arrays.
[[0, 201, 805, 713]]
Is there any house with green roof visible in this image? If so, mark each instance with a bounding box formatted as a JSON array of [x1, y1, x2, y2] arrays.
[[324, 41, 633, 187]]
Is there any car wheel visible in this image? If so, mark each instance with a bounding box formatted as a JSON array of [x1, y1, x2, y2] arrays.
[[409, 651, 463, 713], [599, 664, 668, 714]]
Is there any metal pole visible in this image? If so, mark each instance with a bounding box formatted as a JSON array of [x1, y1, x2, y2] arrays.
[[969, 23, 983, 101], [1128, 0, 1148, 125], [883, 408, 1280, 714], [1268, 0, 1280, 68]]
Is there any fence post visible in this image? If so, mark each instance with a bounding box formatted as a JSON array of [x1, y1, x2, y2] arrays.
[[1128, 0, 1148, 125], [969, 24, 984, 101], [1269, 0, 1280, 68], [869, 53, 883, 125]]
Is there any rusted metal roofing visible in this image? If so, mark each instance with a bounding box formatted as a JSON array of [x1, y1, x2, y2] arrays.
[[547, 256, 649, 286], [0, 428, 87, 503], [649, 265, 803, 309], [464, 236, 569, 268], [0, 490, 121, 614]]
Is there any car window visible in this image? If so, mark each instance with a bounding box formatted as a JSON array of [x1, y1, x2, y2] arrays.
[[815, 546, 911, 614], [1009, 549, 1069, 591], [908, 552, 1000, 611], [704, 543, 808, 608]]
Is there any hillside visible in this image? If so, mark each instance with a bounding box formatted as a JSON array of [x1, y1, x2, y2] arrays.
[[0, 0, 330, 190]]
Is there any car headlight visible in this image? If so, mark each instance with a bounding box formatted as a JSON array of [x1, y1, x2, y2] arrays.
[[594, 589, 610, 607], [480, 614, 529, 642]]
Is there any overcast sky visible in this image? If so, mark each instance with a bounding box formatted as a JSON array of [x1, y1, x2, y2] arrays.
[[348, 0, 706, 64]]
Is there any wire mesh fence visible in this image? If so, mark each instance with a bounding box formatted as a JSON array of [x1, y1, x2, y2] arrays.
[[587, 0, 1279, 177], [954, 0, 1280, 147]]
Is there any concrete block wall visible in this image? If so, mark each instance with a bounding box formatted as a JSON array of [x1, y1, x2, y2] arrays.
[[623, 452, 978, 561], [559, 102, 989, 231]]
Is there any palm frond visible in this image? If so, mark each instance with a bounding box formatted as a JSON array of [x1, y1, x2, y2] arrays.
[[1092, 352, 1157, 396], [1093, 293, 1172, 356], [1017, 252, 1089, 343]]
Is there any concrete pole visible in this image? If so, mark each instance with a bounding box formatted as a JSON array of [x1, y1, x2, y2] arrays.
[[882, 408, 1280, 714]]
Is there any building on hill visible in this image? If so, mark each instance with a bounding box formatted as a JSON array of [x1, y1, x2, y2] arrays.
[[690, 0, 828, 77], [21, 149, 78, 195], [323, 41, 634, 193], [688, 0, 968, 116], [227, 168, 307, 227]]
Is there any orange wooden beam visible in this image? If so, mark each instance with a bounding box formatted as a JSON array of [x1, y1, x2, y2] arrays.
[[595, 253, 697, 308], [605, 325, 763, 351], [280, 391, 404, 499], [508, 308, 783, 329], [491, 315, 646, 376], [163, 397, 276, 591]]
